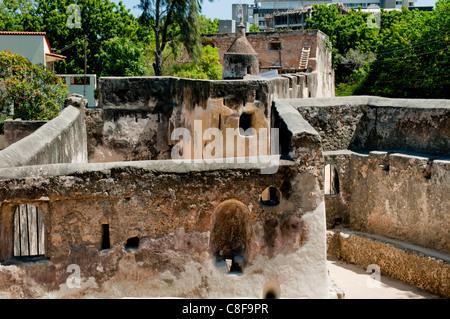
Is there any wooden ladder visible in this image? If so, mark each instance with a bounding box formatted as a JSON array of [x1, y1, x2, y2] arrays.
[[299, 46, 311, 70]]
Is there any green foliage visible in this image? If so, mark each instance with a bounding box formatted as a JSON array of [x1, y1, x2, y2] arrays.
[[138, 0, 214, 75], [200, 15, 219, 34], [250, 24, 260, 32], [0, 0, 151, 76], [100, 37, 148, 77], [0, 50, 69, 121], [307, 1, 450, 98], [335, 64, 370, 96], [0, 0, 41, 31], [357, 1, 450, 98], [172, 45, 222, 80], [0, 0, 218, 78]]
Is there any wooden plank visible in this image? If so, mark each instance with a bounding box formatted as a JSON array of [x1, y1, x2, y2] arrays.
[[28, 205, 38, 256], [19, 205, 29, 256], [38, 206, 45, 255], [13, 208, 20, 256]]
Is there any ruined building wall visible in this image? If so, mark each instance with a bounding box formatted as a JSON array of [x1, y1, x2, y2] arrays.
[[204, 30, 327, 73], [3, 120, 48, 148], [290, 96, 450, 154], [204, 30, 335, 98], [90, 76, 294, 163], [0, 103, 88, 168], [0, 99, 329, 298], [325, 150, 450, 254], [274, 97, 450, 254]]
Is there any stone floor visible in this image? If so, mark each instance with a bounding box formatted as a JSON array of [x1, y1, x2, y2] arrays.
[[327, 259, 443, 299]]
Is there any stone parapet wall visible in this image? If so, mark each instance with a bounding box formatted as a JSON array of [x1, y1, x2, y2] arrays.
[[92, 77, 299, 163], [0, 99, 88, 168], [0, 157, 328, 298], [324, 150, 450, 254], [290, 96, 450, 154]]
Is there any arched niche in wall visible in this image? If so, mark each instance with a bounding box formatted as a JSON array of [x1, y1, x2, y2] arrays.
[[262, 280, 281, 299], [209, 200, 252, 274], [260, 186, 282, 206], [324, 164, 339, 195]]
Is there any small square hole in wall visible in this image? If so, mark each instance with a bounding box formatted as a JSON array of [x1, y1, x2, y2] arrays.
[[125, 236, 139, 250], [333, 218, 342, 229]]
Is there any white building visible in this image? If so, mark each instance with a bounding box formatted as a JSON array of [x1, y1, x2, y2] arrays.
[[0, 31, 66, 71]]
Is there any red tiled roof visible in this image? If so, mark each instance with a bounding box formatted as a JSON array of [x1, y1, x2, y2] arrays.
[[0, 31, 47, 35], [46, 52, 66, 60]]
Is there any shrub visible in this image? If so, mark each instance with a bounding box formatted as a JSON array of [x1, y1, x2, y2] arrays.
[[0, 50, 69, 121], [172, 45, 222, 80]]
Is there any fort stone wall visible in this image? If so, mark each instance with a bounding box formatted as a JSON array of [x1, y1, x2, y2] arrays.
[[0, 96, 88, 168]]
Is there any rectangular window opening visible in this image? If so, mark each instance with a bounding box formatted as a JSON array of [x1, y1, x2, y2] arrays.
[[101, 224, 111, 250], [268, 42, 282, 51]]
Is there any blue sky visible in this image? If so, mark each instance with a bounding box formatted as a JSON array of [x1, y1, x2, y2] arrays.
[[116, 0, 438, 20]]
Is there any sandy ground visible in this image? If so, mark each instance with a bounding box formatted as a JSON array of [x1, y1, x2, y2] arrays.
[[327, 259, 442, 299]]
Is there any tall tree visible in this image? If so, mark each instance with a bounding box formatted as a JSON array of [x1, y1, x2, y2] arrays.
[[355, 1, 450, 98], [0, 0, 151, 76], [35, 0, 145, 76], [138, 0, 213, 76]]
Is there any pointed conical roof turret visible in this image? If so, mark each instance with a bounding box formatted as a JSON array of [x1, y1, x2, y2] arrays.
[[226, 18, 256, 54], [222, 18, 259, 79]]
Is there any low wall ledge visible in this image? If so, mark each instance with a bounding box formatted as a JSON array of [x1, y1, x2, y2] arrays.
[[0, 156, 294, 180], [285, 96, 450, 109], [335, 229, 450, 264]]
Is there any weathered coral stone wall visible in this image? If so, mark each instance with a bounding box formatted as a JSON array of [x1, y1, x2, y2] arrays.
[[324, 150, 450, 254], [292, 96, 450, 154], [92, 76, 335, 164], [91, 77, 291, 163], [275, 97, 450, 254], [0, 157, 328, 298], [0, 100, 329, 299], [3, 119, 47, 148], [0, 104, 88, 168], [327, 230, 450, 297]]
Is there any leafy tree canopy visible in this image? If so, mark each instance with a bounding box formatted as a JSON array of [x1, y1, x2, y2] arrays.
[[307, 1, 450, 98], [137, 0, 214, 76], [172, 45, 221, 79], [0, 0, 152, 76]]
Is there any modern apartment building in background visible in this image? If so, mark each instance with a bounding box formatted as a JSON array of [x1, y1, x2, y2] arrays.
[[229, 0, 427, 31]]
